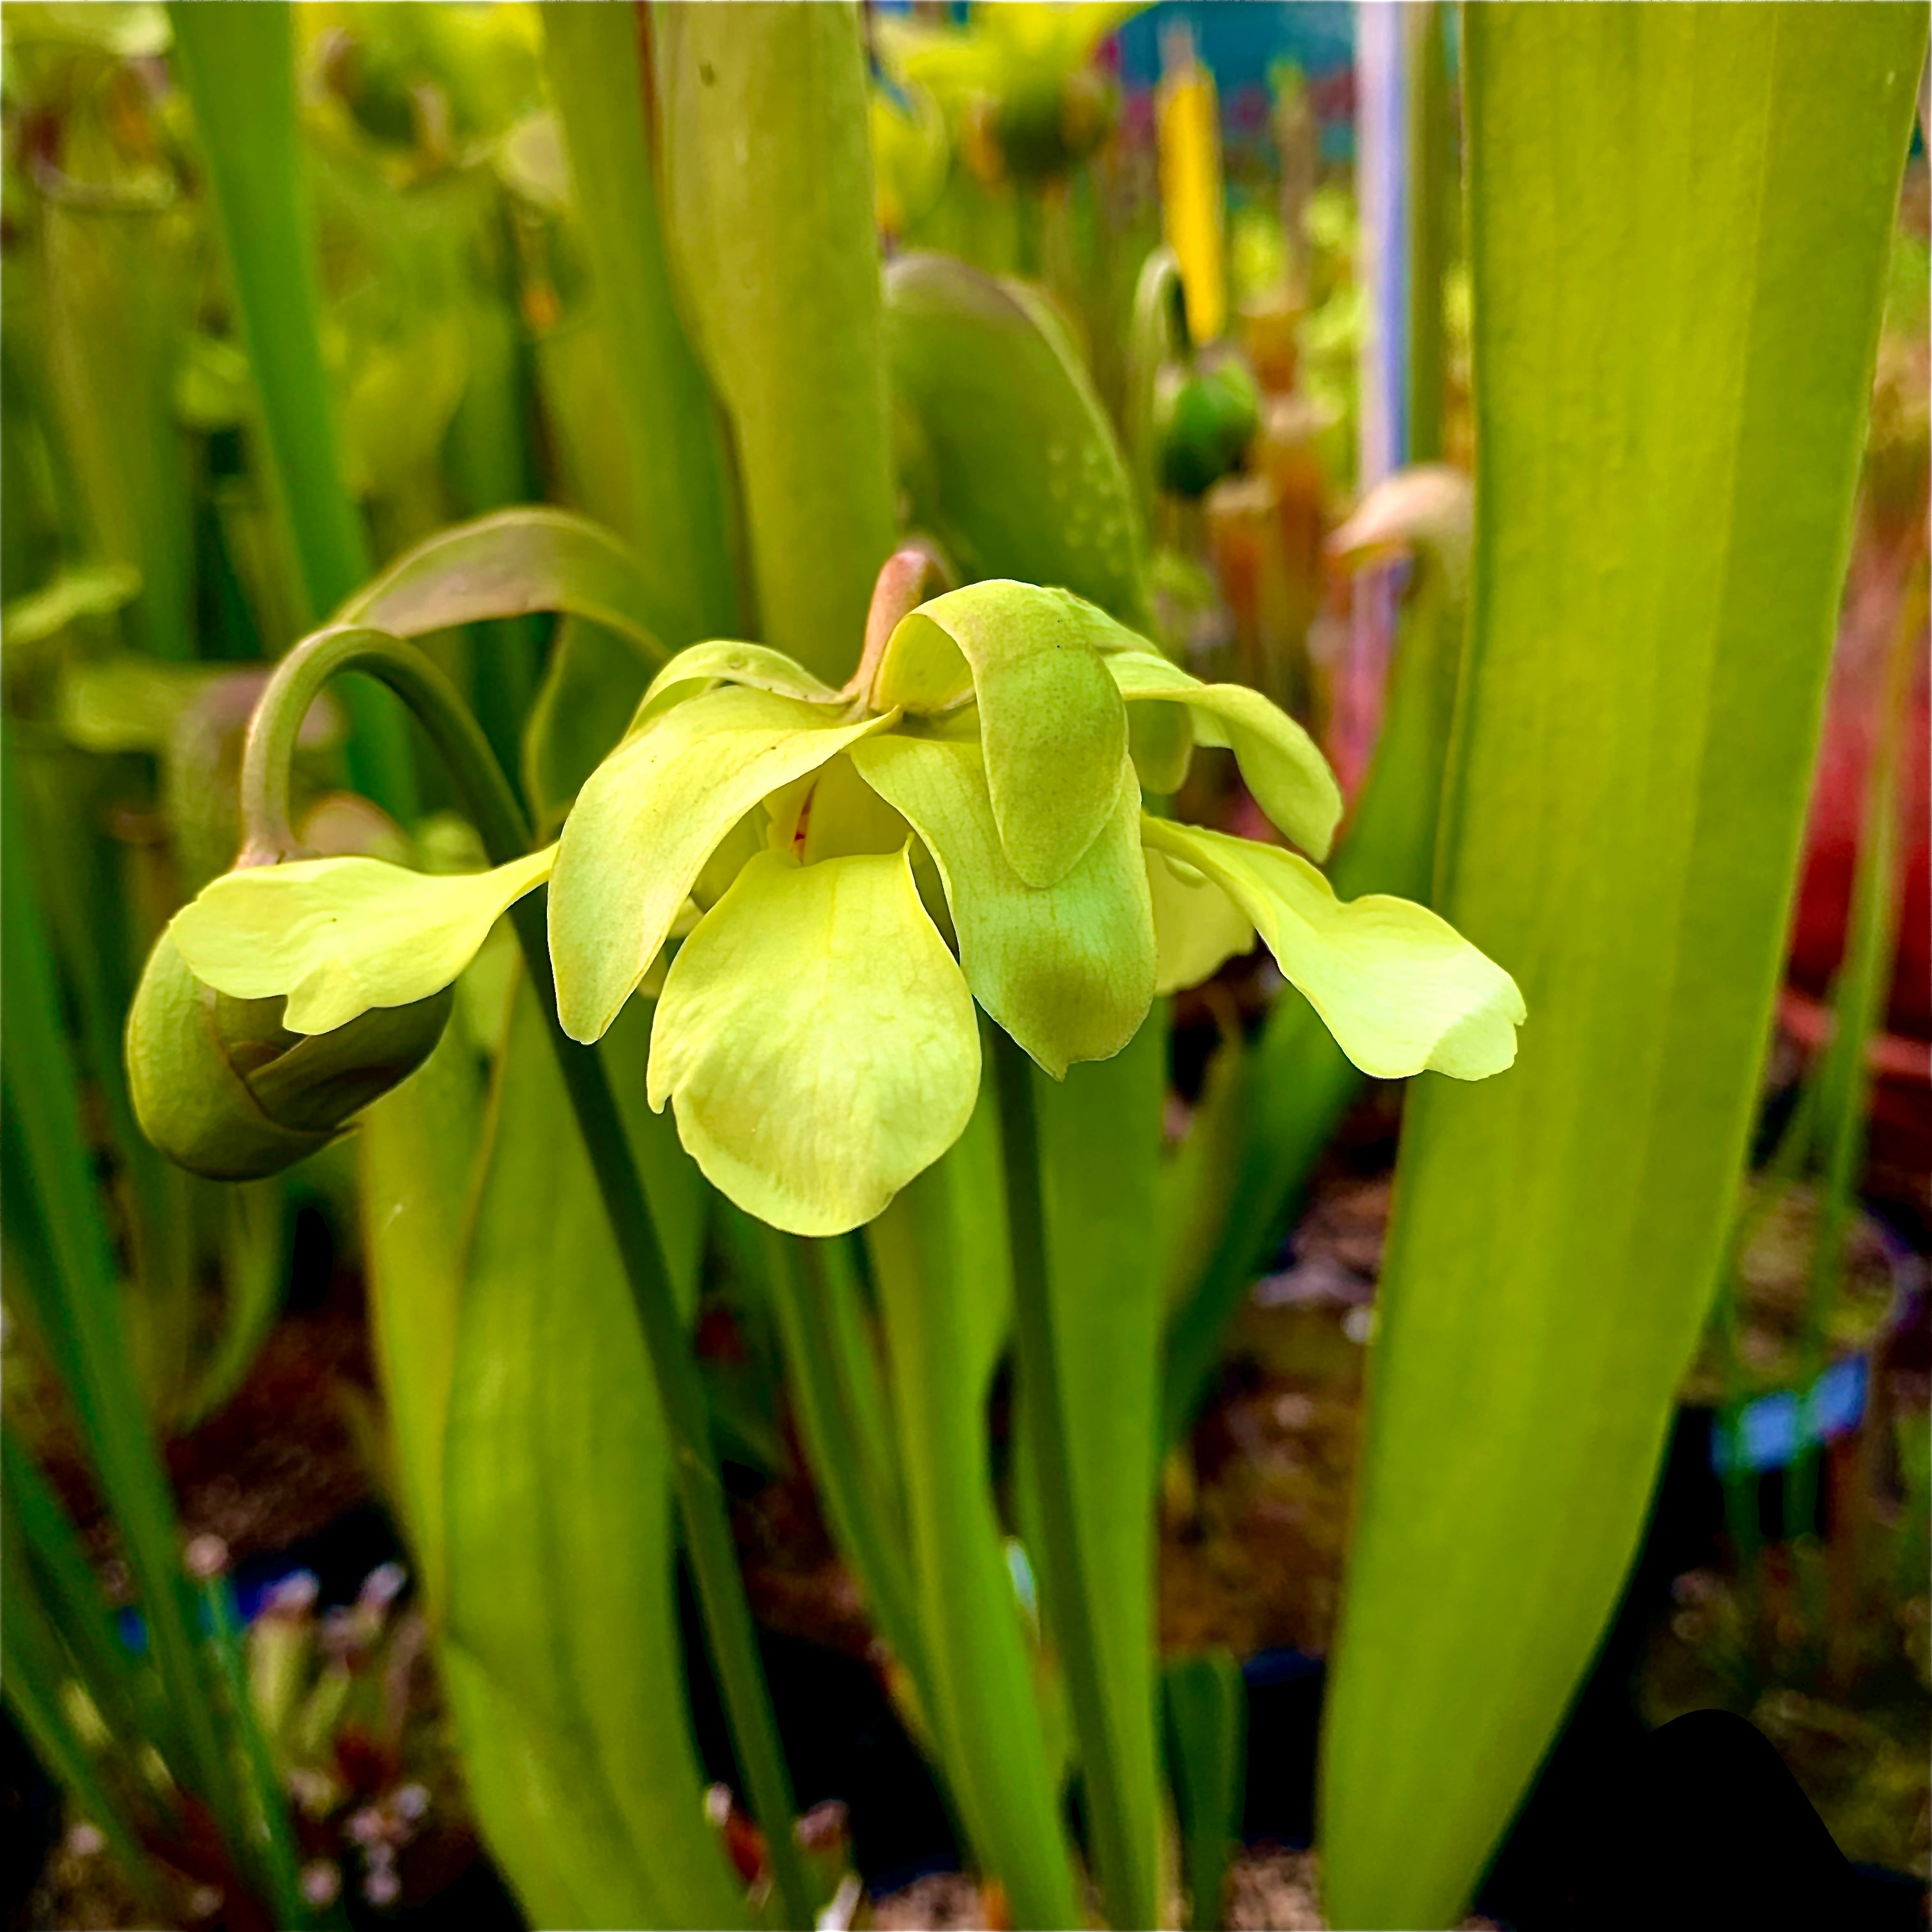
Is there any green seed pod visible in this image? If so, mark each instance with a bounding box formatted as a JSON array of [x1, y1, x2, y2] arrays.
[[1158, 358, 1263, 501], [126, 931, 452, 1180], [992, 67, 1116, 185]]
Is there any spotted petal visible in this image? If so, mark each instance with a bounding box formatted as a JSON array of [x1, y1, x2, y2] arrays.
[[873, 581, 1127, 888], [548, 685, 898, 1043], [1107, 651, 1342, 860], [170, 847, 556, 1035], [1146, 847, 1254, 995], [852, 731, 1153, 1075], [1143, 820, 1524, 1080], [647, 849, 979, 1236]]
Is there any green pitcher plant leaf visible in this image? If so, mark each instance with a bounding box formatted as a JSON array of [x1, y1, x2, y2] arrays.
[[654, 2, 899, 687], [521, 617, 653, 834], [169, 847, 556, 1035], [334, 505, 680, 666], [885, 251, 1153, 629], [441, 985, 746, 1931], [1318, 8, 1927, 1927]]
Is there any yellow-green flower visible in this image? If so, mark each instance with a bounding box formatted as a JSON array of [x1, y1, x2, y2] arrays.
[[164, 580, 1523, 1234]]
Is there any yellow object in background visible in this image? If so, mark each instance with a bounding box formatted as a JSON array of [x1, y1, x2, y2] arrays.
[[1158, 33, 1227, 344]]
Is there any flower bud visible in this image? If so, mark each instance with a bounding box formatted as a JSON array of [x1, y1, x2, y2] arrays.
[[990, 68, 1116, 185], [126, 931, 452, 1180], [1158, 358, 1262, 500]]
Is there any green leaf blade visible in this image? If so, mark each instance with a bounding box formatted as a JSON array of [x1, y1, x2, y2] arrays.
[[1318, 11, 1927, 1926]]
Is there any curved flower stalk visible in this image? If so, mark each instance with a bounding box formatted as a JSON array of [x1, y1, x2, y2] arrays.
[[163, 555, 1526, 1236]]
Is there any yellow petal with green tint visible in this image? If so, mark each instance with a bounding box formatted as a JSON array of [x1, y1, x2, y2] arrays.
[[874, 581, 1128, 888], [548, 686, 899, 1043], [169, 847, 556, 1036], [852, 732, 1153, 1077], [1107, 651, 1342, 860], [1144, 820, 1523, 1080], [634, 639, 847, 730], [647, 850, 979, 1236], [1146, 848, 1254, 995]]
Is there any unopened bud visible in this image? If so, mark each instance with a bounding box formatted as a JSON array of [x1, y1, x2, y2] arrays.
[[1158, 358, 1262, 500], [126, 931, 450, 1181]]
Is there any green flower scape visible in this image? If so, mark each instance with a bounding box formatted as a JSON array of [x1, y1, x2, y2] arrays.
[[164, 576, 1524, 1235]]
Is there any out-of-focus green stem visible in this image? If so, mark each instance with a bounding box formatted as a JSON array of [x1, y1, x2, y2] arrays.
[[1405, 3, 1454, 466], [539, 1, 737, 643], [38, 194, 198, 661], [869, 1099, 1084, 1931], [0, 1517, 164, 1915], [443, 286, 544, 795], [1, 741, 250, 1865], [166, 2, 416, 817], [236, 627, 812, 1929], [653, 3, 898, 684], [197, 1568, 309, 1929], [1163, 551, 1462, 1448], [1785, 556, 1922, 1571], [995, 1026, 1163, 1930], [763, 1231, 929, 1706]]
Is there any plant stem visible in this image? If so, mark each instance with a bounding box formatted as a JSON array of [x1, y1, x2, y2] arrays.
[[762, 1232, 929, 1708], [236, 626, 812, 1928], [868, 1108, 1084, 1931], [991, 1027, 1153, 1929], [197, 1570, 310, 1929]]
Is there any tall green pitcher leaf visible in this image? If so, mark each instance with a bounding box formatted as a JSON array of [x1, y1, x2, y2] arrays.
[[167, 1, 417, 814], [440, 986, 742, 1931], [1319, 10, 1927, 1928], [540, 0, 738, 641], [1011, 1022, 1166, 1929], [654, 2, 897, 685]]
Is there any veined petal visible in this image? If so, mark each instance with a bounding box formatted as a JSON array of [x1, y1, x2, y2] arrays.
[[1143, 819, 1524, 1080], [1107, 650, 1342, 861], [634, 639, 847, 730], [852, 732, 1153, 1077], [171, 847, 556, 1036], [873, 581, 1128, 888], [548, 686, 898, 1043], [1146, 847, 1254, 995], [647, 850, 980, 1236]]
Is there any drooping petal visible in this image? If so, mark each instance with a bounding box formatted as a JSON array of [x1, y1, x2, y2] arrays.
[[548, 685, 898, 1043], [1146, 847, 1254, 995], [647, 849, 980, 1236], [170, 847, 556, 1036], [634, 639, 847, 730], [872, 581, 1128, 888], [1107, 651, 1342, 861], [852, 731, 1153, 1076], [1143, 819, 1524, 1080]]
